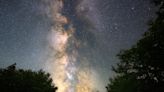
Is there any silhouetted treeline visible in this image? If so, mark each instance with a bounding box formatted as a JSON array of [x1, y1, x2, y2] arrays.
[[106, 0, 164, 92], [0, 64, 57, 92]]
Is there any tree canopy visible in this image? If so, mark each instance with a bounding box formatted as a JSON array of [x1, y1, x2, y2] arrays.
[[0, 64, 57, 92], [106, 0, 164, 92]]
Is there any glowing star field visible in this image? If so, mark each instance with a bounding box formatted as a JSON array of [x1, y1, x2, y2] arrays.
[[46, 0, 94, 92], [0, 0, 155, 92], [43, 0, 92, 92]]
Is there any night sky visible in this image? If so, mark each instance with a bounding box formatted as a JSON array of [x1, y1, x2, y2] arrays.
[[0, 0, 156, 92]]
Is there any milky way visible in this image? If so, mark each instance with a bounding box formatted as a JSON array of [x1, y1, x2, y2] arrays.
[[45, 0, 96, 92], [0, 0, 156, 92]]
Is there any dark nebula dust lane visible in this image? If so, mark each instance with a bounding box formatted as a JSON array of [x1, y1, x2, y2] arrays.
[[0, 0, 156, 92]]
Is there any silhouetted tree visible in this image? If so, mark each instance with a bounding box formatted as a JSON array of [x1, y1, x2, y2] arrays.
[[106, 74, 141, 92], [0, 64, 58, 92], [106, 0, 164, 92]]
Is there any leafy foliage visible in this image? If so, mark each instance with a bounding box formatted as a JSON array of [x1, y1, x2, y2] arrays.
[[0, 64, 57, 92], [106, 0, 164, 92], [106, 74, 141, 92]]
